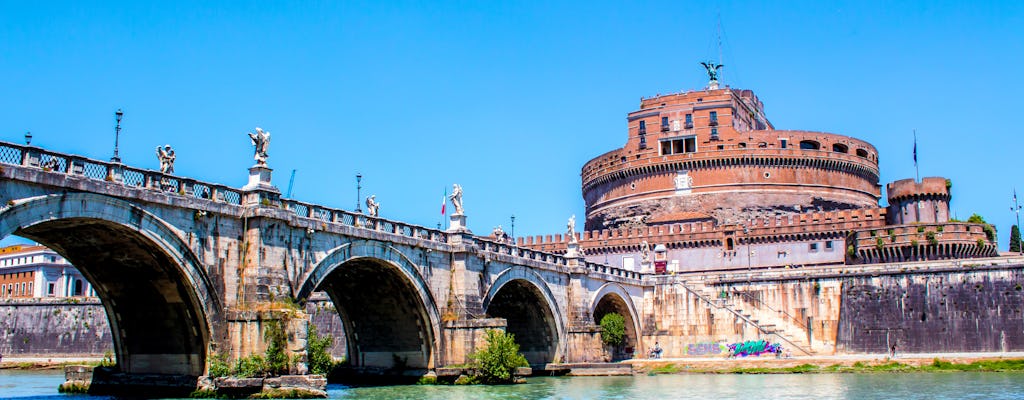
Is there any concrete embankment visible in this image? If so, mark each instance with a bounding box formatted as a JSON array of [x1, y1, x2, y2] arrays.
[[627, 352, 1024, 373]]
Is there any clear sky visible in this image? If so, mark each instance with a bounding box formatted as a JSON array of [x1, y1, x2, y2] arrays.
[[1, 1, 1023, 248]]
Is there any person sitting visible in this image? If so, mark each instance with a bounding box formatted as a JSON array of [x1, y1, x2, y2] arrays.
[[650, 342, 663, 359]]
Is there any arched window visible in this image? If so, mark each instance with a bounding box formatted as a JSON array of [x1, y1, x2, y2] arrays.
[[799, 140, 820, 150], [832, 143, 849, 153], [726, 237, 735, 251], [856, 148, 869, 158]]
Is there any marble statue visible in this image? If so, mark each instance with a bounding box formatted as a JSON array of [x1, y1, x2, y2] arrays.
[[567, 214, 577, 243], [640, 240, 651, 263], [449, 184, 464, 215], [248, 127, 270, 166], [156, 144, 176, 174], [366, 195, 380, 217]]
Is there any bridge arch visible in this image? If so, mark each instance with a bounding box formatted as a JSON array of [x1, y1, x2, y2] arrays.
[[0, 193, 220, 376], [482, 266, 565, 365], [296, 241, 441, 370], [590, 283, 642, 359]]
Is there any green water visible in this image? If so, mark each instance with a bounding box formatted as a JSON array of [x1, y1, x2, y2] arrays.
[[4, 370, 1024, 399]]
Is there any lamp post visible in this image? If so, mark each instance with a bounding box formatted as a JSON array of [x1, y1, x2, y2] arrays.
[[24, 131, 31, 146], [355, 173, 363, 213], [1013, 190, 1022, 255], [510, 215, 516, 240], [111, 109, 123, 163]]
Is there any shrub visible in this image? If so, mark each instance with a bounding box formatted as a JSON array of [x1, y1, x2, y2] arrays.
[[264, 320, 290, 375], [306, 325, 336, 376], [911, 240, 919, 247], [599, 313, 626, 347], [925, 231, 938, 246], [236, 354, 267, 378], [469, 329, 529, 384], [875, 237, 884, 251], [208, 353, 231, 378], [917, 226, 925, 233]]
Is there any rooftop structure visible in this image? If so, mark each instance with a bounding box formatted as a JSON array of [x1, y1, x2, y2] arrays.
[[0, 244, 94, 298]]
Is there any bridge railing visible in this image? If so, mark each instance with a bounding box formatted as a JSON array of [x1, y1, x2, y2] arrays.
[[1, 141, 245, 205], [474, 236, 645, 281], [280, 198, 448, 244]]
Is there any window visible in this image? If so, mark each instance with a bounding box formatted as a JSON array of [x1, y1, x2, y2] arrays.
[[725, 238, 735, 251], [660, 136, 697, 155], [832, 143, 849, 153], [780, 139, 788, 149], [799, 140, 821, 150], [856, 148, 869, 158], [47, 283, 55, 296], [710, 128, 719, 140], [638, 120, 646, 135], [73, 279, 83, 296], [825, 241, 834, 250], [738, 142, 747, 148], [661, 116, 669, 131], [684, 114, 693, 128], [809, 243, 819, 252], [709, 111, 718, 126]]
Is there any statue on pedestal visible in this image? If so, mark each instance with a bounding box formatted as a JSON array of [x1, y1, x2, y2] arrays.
[[640, 240, 651, 264], [567, 215, 578, 243], [366, 195, 380, 217], [449, 184, 464, 215], [156, 145, 176, 174], [248, 128, 271, 166], [700, 61, 724, 82]]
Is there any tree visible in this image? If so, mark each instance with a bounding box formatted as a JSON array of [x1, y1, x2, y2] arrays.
[[470, 329, 529, 384], [306, 325, 336, 376], [599, 313, 626, 348], [1011, 225, 1022, 253]]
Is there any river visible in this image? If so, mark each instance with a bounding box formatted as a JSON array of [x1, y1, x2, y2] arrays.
[[3, 370, 1024, 399]]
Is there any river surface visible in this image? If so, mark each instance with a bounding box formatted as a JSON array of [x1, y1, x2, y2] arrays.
[[3, 370, 1024, 399]]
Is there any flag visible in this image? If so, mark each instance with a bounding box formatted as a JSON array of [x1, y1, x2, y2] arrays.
[[913, 130, 918, 165], [441, 188, 446, 215]]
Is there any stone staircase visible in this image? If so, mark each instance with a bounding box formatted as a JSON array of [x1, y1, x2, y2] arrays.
[[677, 281, 818, 356], [725, 290, 831, 355]]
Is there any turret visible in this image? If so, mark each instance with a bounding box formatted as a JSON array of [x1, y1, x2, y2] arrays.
[[886, 177, 951, 225]]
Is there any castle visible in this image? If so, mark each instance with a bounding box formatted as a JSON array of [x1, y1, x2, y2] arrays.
[[521, 65, 997, 272]]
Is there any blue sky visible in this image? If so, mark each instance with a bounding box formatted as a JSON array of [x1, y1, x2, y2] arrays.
[[2, 1, 1023, 248]]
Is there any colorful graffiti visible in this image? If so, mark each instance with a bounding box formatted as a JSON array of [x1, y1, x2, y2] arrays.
[[727, 340, 782, 357], [685, 342, 728, 356]]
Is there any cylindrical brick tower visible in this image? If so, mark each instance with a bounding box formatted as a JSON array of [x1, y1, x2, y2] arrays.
[[885, 177, 951, 225], [581, 87, 882, 230]]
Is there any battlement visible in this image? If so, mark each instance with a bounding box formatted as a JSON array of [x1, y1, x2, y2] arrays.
[[851, 222, 997, 263], [519, 208, 888, 253], [887, 177, 951, 201]]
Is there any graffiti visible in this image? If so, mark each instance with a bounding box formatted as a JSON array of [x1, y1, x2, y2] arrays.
[[727, 340, 782, 357], [685, 342, 727, 356]]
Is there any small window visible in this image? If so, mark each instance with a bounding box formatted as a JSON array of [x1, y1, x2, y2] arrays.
[[832, 143, 849, 153], [738, 142, 747, 148], [717, 145, 725, 150], [710, 128, 719, 140], [726, 238, 735, 251], [825, 241, 834, 250], [661, 116, 669, 131], [809, 243, 819, 252], [800, 140, 821, 150], [684, 114, 693, 128], [660, 136, 698, 155], [856, 148, 869, 158], [638, 120, 646, 135], [709, 111, 718, 125], [47, 283, 55, 296]]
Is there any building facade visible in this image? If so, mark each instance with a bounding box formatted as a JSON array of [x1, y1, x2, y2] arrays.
[[520, 72, 997, 272], [0, 244, 95, 298]]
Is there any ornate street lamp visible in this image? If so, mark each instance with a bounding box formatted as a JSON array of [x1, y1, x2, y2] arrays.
[[111, 109, 123, 163], [24, 131, 31, 146], [355, 173, 363, 213]]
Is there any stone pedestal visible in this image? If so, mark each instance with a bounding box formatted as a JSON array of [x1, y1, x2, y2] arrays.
[[448, 213, 469, 233], [565, 241, 582, 259], [242, 165, 280, 206], [707, 80, 720, 90]]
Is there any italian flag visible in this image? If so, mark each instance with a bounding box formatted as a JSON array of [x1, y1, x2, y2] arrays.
[[441, 188, 446, 215]]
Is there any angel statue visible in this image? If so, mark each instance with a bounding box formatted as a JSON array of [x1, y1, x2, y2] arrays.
[[700, 61, 724, 82], [156, 144, 176, 174], [449, 184, 464, 215], [248, 127, 271, 166], [365, 195, 380, 217], [567, 214, 577, 243]]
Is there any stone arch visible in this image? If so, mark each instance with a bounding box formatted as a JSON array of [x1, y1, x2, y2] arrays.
[[590, 283, 643, 359], [482, 266, 565, 365], [296, 241, 441, 369], [0, 193, 219, 376]]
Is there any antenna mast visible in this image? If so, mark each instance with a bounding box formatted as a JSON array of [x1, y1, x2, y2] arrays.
[[286, 169, 297, 198], [717, 11, 723, 83]]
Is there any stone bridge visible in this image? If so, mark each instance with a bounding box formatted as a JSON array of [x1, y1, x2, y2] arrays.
[[0, 141, 648, 380]]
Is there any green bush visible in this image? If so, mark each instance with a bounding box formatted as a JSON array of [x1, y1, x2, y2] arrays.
[[307, 325, 336, 376], [469, 329, 529, 384], [264, 320, 290, 375], [208, 353, 231, 378], [599, 313, 626, 347], [236, 354, 267, 378], [925, 231, 938, 246]]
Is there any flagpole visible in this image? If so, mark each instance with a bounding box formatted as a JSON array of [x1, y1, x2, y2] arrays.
[[913, 129, 919, 182]]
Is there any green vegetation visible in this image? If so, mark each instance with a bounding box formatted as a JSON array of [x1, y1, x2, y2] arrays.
[[1011, 225, 1021, 253], [648, 363, 682, 374], [263, 320, 290, 376], [469, 329, 529, 384], [189, 388, 218, 398], [643, 358, 1024, 375], [917, 226, 926, 233], [416, 375, 438, 385], [925, 231, 938, 246], [57, 381, 89, 394], [599, 313, 626, 347], [207, 353, 232, 378], [236, 354, 268, 378], [454, 374, 480, 385], [875, 237, 885, 251], [98, 350, 115, 367], [968, 213, 997, 242], [306, 325, 337, 376], [250, 388, 324, 399]]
